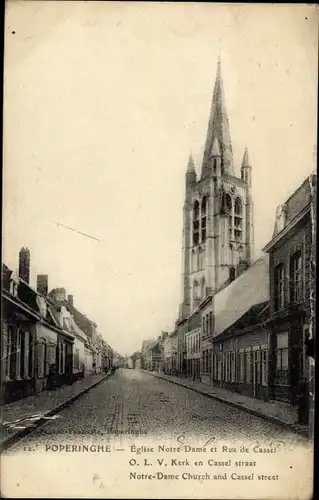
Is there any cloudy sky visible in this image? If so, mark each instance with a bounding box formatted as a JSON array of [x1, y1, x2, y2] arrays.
[[3, 2, 318, 355]]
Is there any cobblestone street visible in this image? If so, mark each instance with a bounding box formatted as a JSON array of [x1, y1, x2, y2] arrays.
[[4, 369, 306, 453]]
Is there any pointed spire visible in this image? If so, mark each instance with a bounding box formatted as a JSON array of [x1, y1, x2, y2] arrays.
[[202, 57, 234, 176], [187, 153, 196, 173], [211, 137, 221, 157], [242, 147, 250, 168]]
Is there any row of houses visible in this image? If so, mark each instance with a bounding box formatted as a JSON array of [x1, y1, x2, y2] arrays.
[[1, 248, 114, 404], [138, 173, 316, 428]]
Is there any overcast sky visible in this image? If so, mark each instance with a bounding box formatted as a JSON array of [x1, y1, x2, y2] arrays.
[[3, 2, 318, 355]]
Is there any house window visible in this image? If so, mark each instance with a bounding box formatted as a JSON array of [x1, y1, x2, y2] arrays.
[[245, 350, 251, 383], [38, 341, 46, 378], [18, 330, 25, 378], [74, 348, 80, 371], [261, 350, 268, 386], [239, 352, 245, 382], [274, 263, 285, 310], [225, 352, 231, 382], [44, 342, 50, 376], [201, 197, 207, 242], [275, 332, 289, 385], [231, 352, 236, 382], [193, 201, 200, 246], [24, 331, 30, 378], [4, 324, 13, 379], [217, 354, 221, 380], [290, 250, 302, 303]]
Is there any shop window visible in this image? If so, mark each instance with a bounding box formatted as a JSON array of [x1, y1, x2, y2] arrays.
[[275, 332, 289, 385]]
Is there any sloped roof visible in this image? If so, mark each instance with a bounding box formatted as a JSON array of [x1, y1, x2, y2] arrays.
[[272, 174, 314, 239], [142, 339, 158, 351], [214, 254, 269, 338], [70, 316, 88, 342], [216, 301, 269, 341]]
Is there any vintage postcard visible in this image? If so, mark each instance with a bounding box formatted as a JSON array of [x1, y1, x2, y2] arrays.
[[1, 2, 317, 499]]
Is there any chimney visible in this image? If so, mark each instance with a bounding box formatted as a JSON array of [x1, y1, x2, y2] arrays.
[[236, 260, 249, 278], [19, 247, 30, 284], [229, 266, 236, 283], [68, 294, 74, 307], [51, 288, 66, 302], [37, 274, 48, 295]]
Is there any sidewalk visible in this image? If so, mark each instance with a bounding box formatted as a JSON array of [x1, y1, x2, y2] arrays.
[[0, 371, 112, 451], [145, 371, 308, 438]]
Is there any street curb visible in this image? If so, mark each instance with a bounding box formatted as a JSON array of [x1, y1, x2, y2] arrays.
[[0, 372, 114, 453], [144, 371, 309, 439]]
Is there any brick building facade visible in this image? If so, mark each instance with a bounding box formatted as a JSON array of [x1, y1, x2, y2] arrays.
[[263, 173, 316, 423]]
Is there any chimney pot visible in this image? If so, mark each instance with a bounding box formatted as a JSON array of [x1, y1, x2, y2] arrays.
[[37, 274, 48, 295], [18, 247, 30, 284]]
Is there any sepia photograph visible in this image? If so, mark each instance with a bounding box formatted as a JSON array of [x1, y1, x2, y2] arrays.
[[1, 2, 317, 498]]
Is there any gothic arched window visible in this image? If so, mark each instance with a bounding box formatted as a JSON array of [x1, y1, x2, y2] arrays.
[[201, 277, 206, 299], [193, 201, 200, 246], [201, 196, 207, 241], [235, 197, 243, 216], [234, 197, 243, 241], [222, 193, 233, 242], [193, 280, 199, 306]]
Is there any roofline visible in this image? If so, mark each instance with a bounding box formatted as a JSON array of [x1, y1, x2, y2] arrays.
[[282, 173, 315, 207], [3, 290, 75, 341], [213, 300, 270, 341], [213, 319, 268, 342], [199, 295, 213, 309], [263, 204, 310, 253], [3, 290, 41, 320]]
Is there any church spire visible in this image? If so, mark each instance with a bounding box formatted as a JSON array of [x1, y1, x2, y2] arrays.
[[187, 153, 196, 173], [241, 146, 250, 168], [202, 57, 234, 177]]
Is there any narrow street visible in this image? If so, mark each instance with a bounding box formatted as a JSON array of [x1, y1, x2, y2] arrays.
[[4, 369, 306, 453]]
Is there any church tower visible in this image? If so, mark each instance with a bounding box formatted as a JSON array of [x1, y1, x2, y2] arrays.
[[179, 58, 255, 319]]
